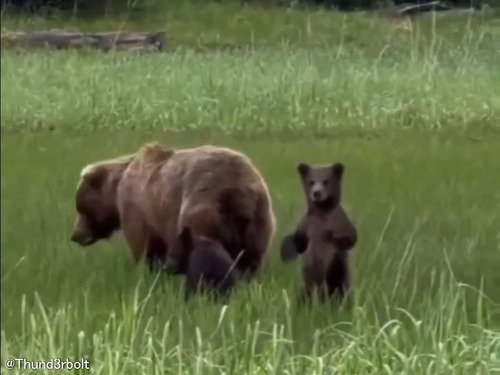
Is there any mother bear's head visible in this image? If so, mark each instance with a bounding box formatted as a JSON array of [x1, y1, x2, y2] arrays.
[[70, 155, 133, 247]]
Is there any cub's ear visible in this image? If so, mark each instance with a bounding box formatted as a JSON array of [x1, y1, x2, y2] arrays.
[[331, 163, 344, 179], [179, 227, 193, 250], [297, 163, 311, 178], [84, 167, 108, 190]]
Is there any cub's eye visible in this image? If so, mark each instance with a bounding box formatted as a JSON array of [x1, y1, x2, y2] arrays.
[[309, 181, 314, 186], [323, 180, 328, 185]]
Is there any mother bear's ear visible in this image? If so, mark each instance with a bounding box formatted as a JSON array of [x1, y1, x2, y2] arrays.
[[83, 166, 108, 190]]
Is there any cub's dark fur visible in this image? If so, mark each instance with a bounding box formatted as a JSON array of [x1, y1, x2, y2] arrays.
[[164, 227, 240, 301], [280, 162, 357, 302]]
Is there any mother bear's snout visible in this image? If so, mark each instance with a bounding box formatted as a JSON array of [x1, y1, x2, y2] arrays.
[[70, 228, 96, 246]]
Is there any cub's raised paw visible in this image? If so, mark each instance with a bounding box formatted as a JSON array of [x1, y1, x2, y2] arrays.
[[280, 235, 300, 262]]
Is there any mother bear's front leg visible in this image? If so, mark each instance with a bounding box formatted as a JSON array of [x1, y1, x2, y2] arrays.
[[177, 201, 248, 271], [119, 203, 168, 272], [144, 233, 169, 272]]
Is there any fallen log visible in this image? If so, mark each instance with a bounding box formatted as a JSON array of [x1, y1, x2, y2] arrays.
[[1, 30, 166, 52], [395, 1, 451, 16]]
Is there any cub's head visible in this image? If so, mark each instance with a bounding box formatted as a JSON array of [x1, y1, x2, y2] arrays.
[[297, 162, 344, 209], [163, 227, 225, 275], [71, 161, 129, 247]]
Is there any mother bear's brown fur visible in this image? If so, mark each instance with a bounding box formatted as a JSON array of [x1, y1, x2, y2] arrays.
[[71, 142, 276, 277]]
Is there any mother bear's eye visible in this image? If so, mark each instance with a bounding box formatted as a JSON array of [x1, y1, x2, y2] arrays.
[[323, 180, 328, 185], [309, 181, 314, 186]]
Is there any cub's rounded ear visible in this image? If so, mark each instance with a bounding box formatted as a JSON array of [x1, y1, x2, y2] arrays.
[[297, 163, 311, 178], [179, 226, 193, 249], [84, 167, 108, 190], [332, 163, 345, 178]]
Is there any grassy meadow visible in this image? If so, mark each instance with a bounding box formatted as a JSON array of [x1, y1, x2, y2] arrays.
[[2, 3, 500, 374]]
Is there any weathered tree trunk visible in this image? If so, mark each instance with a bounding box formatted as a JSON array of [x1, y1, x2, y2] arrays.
[[1, 30, 166, 52], [395, 1, 451, 16]]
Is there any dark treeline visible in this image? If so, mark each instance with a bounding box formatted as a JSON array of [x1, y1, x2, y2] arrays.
[[0, 0, 486, 14]]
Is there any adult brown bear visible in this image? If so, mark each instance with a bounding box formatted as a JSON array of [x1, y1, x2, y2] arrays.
[[70, 142, 276, 277]]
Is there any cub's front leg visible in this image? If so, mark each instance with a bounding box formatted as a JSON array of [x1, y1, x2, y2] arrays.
[[330, 206, 358, 252], [280, 216, 309, 262]]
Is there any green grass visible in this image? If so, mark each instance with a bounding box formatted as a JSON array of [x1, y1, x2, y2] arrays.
[[2, 3, 499, 135], [2, 3, 500, 374], [2, 131, 500, 373], [1, 47, 499, 134], [2, 1, 499, 51]]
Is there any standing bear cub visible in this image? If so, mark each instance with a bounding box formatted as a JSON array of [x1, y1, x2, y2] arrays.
[[280, 162, 358, 302], [165, 227, 241, 301]]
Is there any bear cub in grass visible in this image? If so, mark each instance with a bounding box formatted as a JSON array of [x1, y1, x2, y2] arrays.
[[280, 162, 357, 302], [165, 227, 240, 301]]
